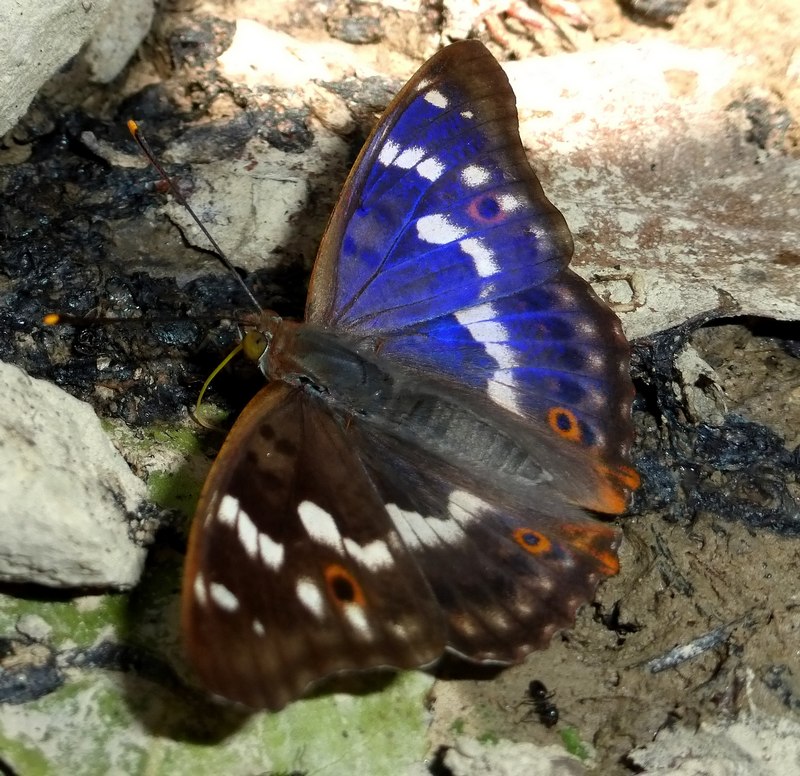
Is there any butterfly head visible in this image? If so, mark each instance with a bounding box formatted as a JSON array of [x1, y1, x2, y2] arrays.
[[238, 312, 285, 373]]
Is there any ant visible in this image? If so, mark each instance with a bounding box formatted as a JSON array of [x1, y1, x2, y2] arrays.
[[523, 680, 559, 728]]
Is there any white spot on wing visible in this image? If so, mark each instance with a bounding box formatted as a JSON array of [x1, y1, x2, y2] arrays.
[[466, 320, 506, 343], [395, 146, 425, 169], [455, 305, 522, 415], [193, 573, 207, 606], [387, 504, 439, 550], [416, 214, 467, 245], [461, 110, 474, 119], [344, 603, 373, 638], [455, 306, 512, 350], [218, 494, 239, 526], [424, 89, 448, 108], [454, 302, 494, 325], [386, 503, 475, 551], [459, 238, 499, 277], [209, 582, 239, 612], [378, 139, 400, 166], [253, 619, 266, 637], [237, 508, 259, 559], [296, 578, 325, 618], [344, 538, 393, 571], [258, 531, 285, 571], [448, 490, 490, 520], [462, 165, 489, 187], [488, 380, 521, 415], [497, 193, 522, 211], [484, 342, 517, 369], [218, 495, 284, 569], [298, 501, 341, 549], [416, 157, 444, 181]]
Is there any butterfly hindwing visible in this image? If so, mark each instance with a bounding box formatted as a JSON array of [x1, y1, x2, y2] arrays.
[[373, 270, 638, 513], [351, 420, 621, 662], [183, 382, 446, 710]]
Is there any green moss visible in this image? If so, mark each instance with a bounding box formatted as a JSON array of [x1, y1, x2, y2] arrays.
[[0, 670, 436, 774], [0, 592, 128, 646], [560, 726, 591, 760], [147, 470, 202, 518]]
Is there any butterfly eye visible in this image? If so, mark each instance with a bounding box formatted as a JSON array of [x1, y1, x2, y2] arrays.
[[242, 330, 269, 361]]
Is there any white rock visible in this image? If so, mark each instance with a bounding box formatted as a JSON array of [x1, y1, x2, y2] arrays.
[[629, 712, 800, 775], [15, 613, 53, 642], [444, 737, 587, 776], [0, 361, 147, 588], [0, 0, 154, 137], [83, 0, 155, 84], [504, 41, 800, 340]]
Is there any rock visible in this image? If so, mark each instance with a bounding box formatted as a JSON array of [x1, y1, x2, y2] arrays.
[[0, 361, 148, 588]]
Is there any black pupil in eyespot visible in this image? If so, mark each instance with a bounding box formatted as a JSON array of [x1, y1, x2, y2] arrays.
[[332, 574, 356, 602]]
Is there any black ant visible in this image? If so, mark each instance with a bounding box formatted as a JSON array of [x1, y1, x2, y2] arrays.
[[523, 680, 559, 727]]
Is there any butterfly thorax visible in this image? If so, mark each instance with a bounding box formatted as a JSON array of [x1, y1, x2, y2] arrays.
[[260, 318, 395, 410]]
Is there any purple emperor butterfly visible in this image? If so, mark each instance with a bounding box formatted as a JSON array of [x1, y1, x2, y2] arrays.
[[182, 40, 639, 711]]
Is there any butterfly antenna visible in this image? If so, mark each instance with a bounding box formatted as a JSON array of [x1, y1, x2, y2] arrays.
[[127, 120, 262, 314]]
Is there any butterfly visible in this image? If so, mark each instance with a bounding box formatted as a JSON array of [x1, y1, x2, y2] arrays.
[[181, 40, 639, 711]]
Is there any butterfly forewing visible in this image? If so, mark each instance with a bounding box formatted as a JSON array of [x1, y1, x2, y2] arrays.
[[307, 40, 573, 332], [183, 383, 446, 710]]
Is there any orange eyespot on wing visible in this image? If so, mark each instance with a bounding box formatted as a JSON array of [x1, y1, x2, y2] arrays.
[[324, 563, 366, 608], [513, 528, 553, 556], [547, 406, 582, 442], [466, 192, 511, 225]]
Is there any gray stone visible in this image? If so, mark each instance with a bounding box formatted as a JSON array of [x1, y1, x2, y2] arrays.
[[0, 361, 147, 588]]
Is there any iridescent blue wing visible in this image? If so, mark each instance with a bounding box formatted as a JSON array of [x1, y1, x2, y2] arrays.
[[307, 40, 572, 331], [376, 271, 638, 515], [307, 40, 637, 512]]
